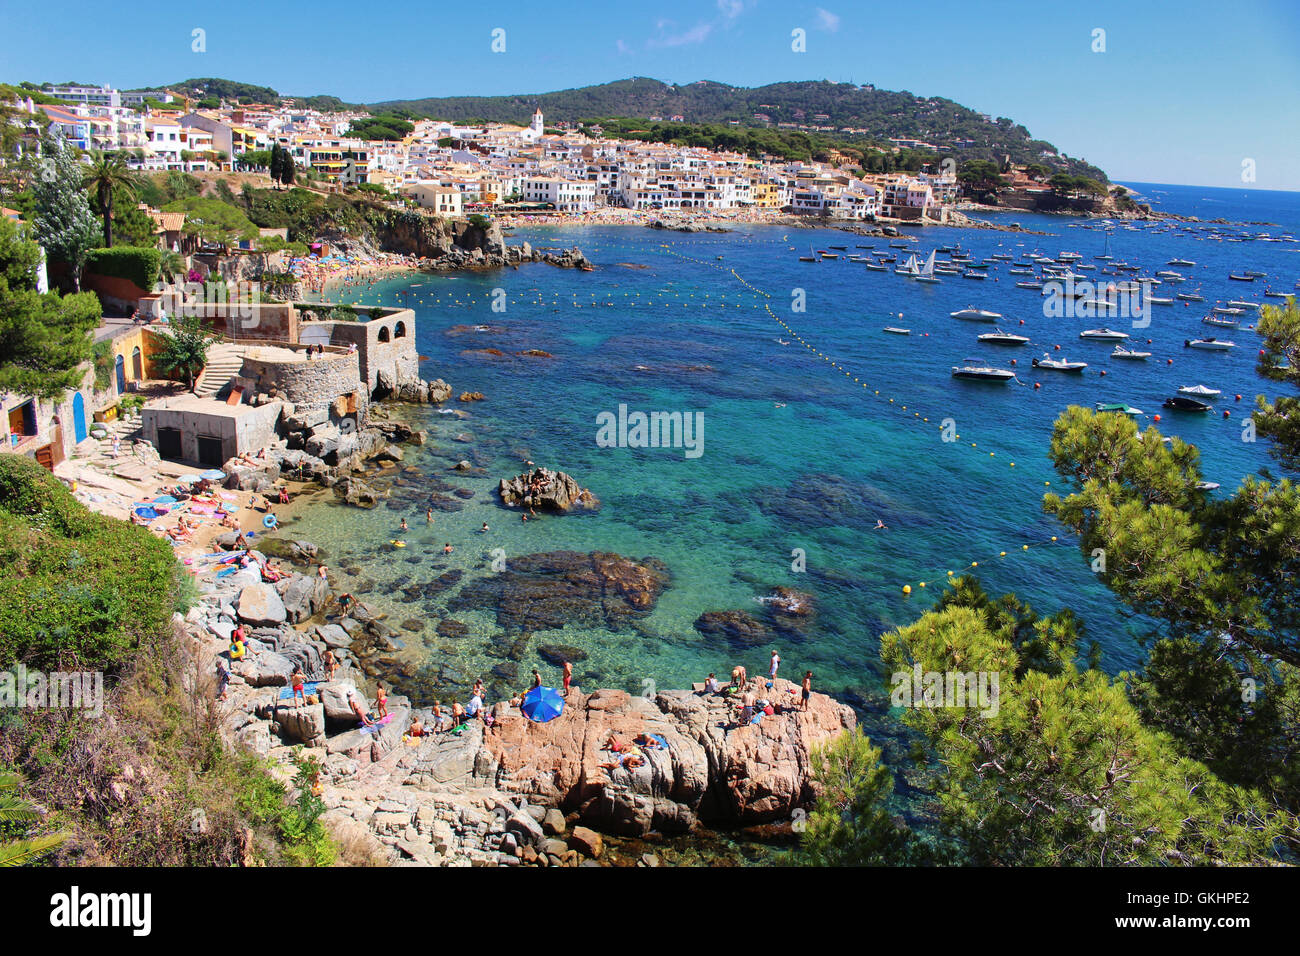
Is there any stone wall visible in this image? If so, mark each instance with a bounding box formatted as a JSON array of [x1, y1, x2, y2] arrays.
[[297, 308, 419, 393], [241, 353, 363, 407]]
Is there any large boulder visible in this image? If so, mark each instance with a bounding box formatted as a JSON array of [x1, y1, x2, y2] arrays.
[[281, 573, 329, 624], [319, 680, 362, 722], [232, 650, 294, 687], [237, 583, 287, 627], [274, 703, 326, 746], [497, 468, 598, 513]]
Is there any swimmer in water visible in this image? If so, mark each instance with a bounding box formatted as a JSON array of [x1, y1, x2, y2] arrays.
[[874, 519, 888, 530]]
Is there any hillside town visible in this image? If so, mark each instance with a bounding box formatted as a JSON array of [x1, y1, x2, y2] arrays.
[[15, 83, 974, 222]]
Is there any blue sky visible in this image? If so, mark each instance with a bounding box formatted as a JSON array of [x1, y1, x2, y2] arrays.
[[6, 0, 1299, 189]]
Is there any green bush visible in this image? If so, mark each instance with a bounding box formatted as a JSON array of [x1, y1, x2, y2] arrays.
[[92, 341, 113, 390], [0, 456, 178, 671], [84, 246, 162, 292]]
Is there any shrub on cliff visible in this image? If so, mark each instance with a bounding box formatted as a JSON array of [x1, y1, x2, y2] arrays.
[[84, 245, 161, 291], [0, 455, 180, 671]]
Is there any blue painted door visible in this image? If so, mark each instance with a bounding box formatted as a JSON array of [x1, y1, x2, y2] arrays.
[[72, 392, 87, 443], [115, 354, 126, 393]]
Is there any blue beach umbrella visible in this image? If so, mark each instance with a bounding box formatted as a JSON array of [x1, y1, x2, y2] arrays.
[[133, 506, 160, 520], [152, 494, 178, 505], [521, 686, 565, 723]]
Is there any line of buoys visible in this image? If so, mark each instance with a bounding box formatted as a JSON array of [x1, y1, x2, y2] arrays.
[[901, 536, 1064, 594]]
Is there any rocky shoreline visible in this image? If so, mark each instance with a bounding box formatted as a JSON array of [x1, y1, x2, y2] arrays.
[[183, 555, 853, 866]]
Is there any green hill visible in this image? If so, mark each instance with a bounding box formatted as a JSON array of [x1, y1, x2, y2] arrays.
[[373, 76, 1107, 181]]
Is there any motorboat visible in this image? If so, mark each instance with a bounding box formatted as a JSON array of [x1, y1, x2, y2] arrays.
[[1168, 258, 1196, 267], [883, 327, 910, 335], [979, 328, 1030, 345], [951, 364, 1017, 382], [1184, 338, 1236, 350], [1080, 328, 1130, 341], [1203, 315, 1239, 328], [1111, 346, 1151, 360], [962, 270, 988, 280], [1033, 354, 1088, 372], [1163, 396, 1212, 412], [1096, 402, 1143, 416], [951, 307, 1001, 322], [1178, 384, 1221, 399], [1177, 292, 1205, 302]]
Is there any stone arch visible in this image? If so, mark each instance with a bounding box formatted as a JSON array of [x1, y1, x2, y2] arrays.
[[378, 326, 391, 343], [394, 320, 406, 338]]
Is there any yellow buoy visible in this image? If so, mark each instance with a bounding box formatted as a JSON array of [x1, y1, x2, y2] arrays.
[[902, 585, 912, 594]]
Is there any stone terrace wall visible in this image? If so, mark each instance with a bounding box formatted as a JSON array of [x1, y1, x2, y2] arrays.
[[298, 308, 419, 393], [241, 353, 363, 407]]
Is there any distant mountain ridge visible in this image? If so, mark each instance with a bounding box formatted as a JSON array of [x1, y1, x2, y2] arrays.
[[374, 76, 1106, 180]]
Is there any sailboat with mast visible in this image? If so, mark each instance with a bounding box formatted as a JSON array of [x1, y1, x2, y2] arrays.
[[915, 250, 941, 284], [894, 252, 921, 277]]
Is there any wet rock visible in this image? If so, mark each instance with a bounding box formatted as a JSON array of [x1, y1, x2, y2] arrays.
[[694, 610, 771, 649], [537, 643, 588, 665], [448, 551, 669, 633], [436, 619, 469, 638]]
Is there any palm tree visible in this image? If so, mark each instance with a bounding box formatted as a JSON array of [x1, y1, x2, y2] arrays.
[[82, 152, 137, 248], [0, 773, 64, 867]]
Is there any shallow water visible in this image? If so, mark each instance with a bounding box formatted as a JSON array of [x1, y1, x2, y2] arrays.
[[283, 183, 1297, 722]]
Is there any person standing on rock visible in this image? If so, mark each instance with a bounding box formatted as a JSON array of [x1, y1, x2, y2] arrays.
[[290, 665, 307, 708], [562, 660, 573, 696], [532, 668, 542, 690], [323, 649, 338, 680], [426, 507, 433, 523], [216, 659, 230, 701], [801, 671, 813, 712], [769, 649, 781, 685]]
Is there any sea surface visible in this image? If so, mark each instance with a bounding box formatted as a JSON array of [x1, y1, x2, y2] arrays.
[[285, 182, 1298, 755]]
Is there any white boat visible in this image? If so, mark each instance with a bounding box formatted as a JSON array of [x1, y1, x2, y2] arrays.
[[1178, 384, 1221, 398], [1184, 338, 1236, 351], [883, 326, 910, 335], [962, 270, 988, 280], [1016, 281, 1044, 290], [1168, 258, 1196, 267], [1058, 251, 1083, 261], [1177, 292, 1205, 302], [1264, 291, 1294, 299], [1227, 300, 1259, 311], [1080, 328, 1130, 341], [1095, 402, 1143, 416], [951, 307, 1001, 322], [1148, 296, 1175, 306], [951, 364, 1017, 382], [895, 253, 920, 276], [978, 328, 1030, 345], [1111, 346, 1151, 360], [1203, 315, 1239, 328], [1033, 354, 1088, 372], [915, 250, 941, 284], [1244, 270, 1267, 278], [1211, 306, 1245, 316]]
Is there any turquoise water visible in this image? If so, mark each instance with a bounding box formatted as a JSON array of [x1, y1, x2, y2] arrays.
[[285, 184, 1299, 714]]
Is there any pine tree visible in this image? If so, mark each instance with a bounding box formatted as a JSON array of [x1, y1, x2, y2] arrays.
[[30, 135, 98, 292]]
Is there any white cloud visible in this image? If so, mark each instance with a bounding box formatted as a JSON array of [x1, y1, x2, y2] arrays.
[[815, 8, 841, 32], [648, 20, 714, 48], [717, 0, 745, 18], [616, 38, 632, 55]]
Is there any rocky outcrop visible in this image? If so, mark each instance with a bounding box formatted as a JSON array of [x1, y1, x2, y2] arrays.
[[479, 684, 854, 834], [237, 583, 287, 627], [497, 468, 598, 513]]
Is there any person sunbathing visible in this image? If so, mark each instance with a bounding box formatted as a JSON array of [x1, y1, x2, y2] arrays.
[[635, 733, 664, 750]]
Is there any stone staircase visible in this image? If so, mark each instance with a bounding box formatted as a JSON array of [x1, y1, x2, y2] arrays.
[[194, 344, 249, 399]]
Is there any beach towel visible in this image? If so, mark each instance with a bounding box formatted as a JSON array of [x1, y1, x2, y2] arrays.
[[648, 732, 670, 751], [216, 567, 239, 579], [188, 504, 217, 515], [359, 713, 394, 735], [278, 681, 321, 700]]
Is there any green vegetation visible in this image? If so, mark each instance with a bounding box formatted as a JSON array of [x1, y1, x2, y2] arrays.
[[0, 216, 101, 399], [1252, 298, 1300, 472], [0, 772, 65, 866], [91, 339, 113, 390], [152, 312, 220, 389], [346, 113, 414, 141], [376, 77, 1107, 180], [161, 196, 257, 252], [30, 135, 99, 292], [84, 245, 161, 291], [878, 601, 1285, 865], [269, 143, 296, 187], [0, 455, 177, 670]]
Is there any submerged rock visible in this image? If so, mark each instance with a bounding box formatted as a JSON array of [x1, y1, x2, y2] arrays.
[[448, 551, 669, 633], [693, 610, 770, 649]]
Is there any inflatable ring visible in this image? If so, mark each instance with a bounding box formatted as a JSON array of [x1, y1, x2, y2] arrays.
[[392, 540, 406, 548], [263, 515, 278, 529]]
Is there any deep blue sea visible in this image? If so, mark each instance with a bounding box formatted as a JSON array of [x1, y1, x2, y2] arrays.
[[288, 183, 1299, 718]]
